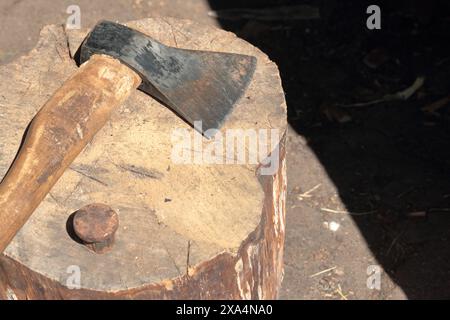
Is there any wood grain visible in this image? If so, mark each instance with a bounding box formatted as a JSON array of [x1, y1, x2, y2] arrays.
[[0, 55, 141, 253]]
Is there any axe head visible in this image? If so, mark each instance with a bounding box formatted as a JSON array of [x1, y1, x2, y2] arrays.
[[79, 21, 257, 138]]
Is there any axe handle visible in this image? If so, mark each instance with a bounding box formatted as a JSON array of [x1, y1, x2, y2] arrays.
[[0, 54, 141, 253]]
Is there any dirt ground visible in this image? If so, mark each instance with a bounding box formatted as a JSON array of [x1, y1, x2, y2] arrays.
[[1, 0, 450, 299]]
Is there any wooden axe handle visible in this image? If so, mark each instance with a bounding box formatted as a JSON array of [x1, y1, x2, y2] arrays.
[[0, 54, 141, 253]]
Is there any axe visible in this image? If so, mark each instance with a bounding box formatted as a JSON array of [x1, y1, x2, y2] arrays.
[[0, 21, 256, 253]]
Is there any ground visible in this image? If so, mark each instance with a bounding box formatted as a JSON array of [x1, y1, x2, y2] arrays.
[[1, 0, 449, 299]]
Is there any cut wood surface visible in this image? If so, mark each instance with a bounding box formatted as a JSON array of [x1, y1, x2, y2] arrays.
[[0, 54, 141, 253], [0, 18, 287, 299]]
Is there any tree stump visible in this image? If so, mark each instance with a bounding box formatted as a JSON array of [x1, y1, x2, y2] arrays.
[[0, 18, 287, 300]]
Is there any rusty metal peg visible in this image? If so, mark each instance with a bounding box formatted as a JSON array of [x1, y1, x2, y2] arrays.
[[73, 203, 119, 254]]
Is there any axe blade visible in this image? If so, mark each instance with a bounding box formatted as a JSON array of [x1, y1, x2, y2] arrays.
[[80, 21, 257, 138]]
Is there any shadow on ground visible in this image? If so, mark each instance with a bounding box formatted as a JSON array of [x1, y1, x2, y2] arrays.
[[209, 0, 450, 299]]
